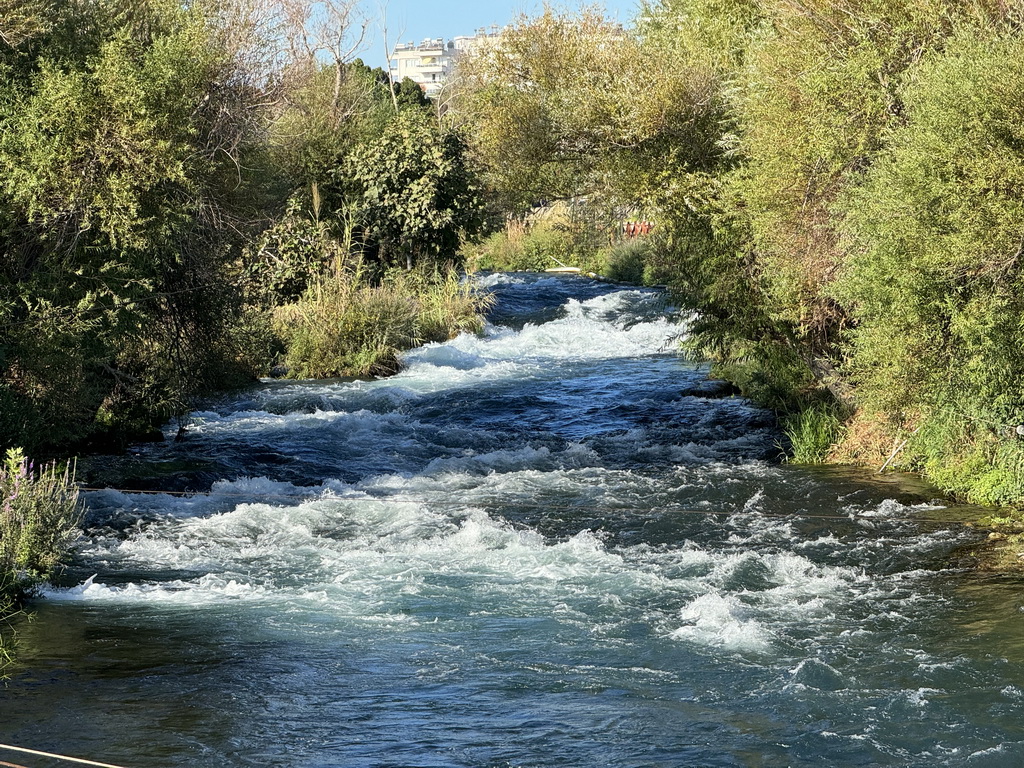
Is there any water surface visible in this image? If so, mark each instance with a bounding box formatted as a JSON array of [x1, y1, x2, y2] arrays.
[[3, 273, 1023, 768]]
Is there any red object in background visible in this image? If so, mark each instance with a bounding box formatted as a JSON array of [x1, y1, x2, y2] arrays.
[[623, 221, 654, 238]]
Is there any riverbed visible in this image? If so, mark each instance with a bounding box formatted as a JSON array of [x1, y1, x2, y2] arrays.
[[2, 273, 1023, 767]]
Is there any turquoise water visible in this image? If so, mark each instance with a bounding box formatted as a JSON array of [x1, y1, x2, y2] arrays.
[[2, 273, 1023, 767]]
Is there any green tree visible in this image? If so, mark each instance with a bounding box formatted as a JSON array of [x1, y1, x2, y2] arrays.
[[835, 29, 1024, 501], [269, 59, 394, 190], [643, 0, 1019, 410], [454, 6, 723, 215], [348, 109, 482, 271], [0, 0, 267, 451], [395, 76, 429, 109]]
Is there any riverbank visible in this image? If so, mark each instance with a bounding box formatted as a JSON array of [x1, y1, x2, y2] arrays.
[[452, 2, 1024, 515], [0, 266, 492, 625]]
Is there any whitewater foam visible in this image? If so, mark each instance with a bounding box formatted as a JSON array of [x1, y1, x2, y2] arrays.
[[671, 592, 775, 653]]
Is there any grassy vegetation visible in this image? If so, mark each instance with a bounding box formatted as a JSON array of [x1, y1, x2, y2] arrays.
[[273, 267, 490, 378], [781, 404, 846, 465], [0, 446, 81, 674], [466, 221, 574, 273], [598, 239, 655, 285], [465, 216, 658, 285], [0, 448, 82, 603]]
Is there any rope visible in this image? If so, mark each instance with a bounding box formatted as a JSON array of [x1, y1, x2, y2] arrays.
[[76, 485, 958, 526], [0, 744, 130, 768]]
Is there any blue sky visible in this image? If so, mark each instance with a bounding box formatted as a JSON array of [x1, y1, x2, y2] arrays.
[[363, 0, 641, 68]]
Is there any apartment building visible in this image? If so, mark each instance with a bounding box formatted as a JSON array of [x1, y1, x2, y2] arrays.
[[389, 27, 500, 99]]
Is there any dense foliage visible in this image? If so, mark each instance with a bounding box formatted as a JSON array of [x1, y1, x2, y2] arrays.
[[835, 28, 1024, 502], [349, 109, 482, 270], [455, 0, 1024, 506], [0, 0, 264, 452], [0, 0, 487, 460], [454, 7, 725, 216]]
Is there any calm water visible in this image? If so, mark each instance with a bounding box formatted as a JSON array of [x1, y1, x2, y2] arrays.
[[3, 273, 1024, 767]]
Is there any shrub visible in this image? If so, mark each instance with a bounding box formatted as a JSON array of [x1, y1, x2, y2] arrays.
[[0, 448, 82, 602], [347, 110, 483, 271]]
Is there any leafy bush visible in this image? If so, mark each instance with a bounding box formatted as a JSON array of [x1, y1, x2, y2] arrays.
[[249, 192, 353, 303], [347, 110, 483, 271], [629, 1, 1024, 504], [0, 448, 82, 601], [0, 0, 270, 454]]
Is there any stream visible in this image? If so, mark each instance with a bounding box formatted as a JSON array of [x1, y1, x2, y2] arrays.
[[2, 273, 1024, 767]]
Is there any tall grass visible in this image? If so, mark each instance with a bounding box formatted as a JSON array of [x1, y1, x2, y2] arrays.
[[402, 268, 490, 344], [597, 238, 654, 284], [781, 403, 846, 464], [1, 447, 82, 603], [466, 220, 577, 272], [273, 267, 491, 379]]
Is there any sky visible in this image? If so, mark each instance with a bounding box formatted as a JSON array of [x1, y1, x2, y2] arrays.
[[363, 0, 641, 68]]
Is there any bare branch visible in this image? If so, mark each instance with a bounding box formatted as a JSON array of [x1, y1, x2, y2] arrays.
[[275, 0, 370, 122], [0, 0, 46, 49], [378, 0, 400, 113]]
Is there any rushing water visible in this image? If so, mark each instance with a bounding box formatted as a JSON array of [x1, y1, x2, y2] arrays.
[[3, 273, 1024, 768]]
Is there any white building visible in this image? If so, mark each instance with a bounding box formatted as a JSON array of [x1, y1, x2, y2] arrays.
[[389, 38, 452, 99], [389, 28, 500, 99]]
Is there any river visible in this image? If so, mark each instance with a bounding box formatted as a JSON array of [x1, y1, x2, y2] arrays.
[[2, 273, 1024, 767]]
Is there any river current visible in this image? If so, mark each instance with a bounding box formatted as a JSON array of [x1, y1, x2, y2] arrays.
[[2, 273, 1024, 767]]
